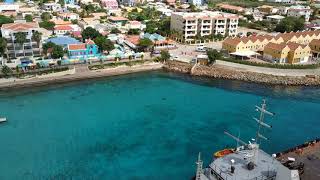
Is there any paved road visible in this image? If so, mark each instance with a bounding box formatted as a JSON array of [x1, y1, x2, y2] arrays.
[[216, 60, 320, 77]]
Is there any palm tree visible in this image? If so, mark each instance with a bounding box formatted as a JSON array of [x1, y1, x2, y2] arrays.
[[0, 37, 7, 58], [15, 32, 27, 47], [32, 31, 42, 46]]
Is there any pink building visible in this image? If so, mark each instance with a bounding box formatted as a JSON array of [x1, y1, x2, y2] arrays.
[[101, 0, 118, 10]]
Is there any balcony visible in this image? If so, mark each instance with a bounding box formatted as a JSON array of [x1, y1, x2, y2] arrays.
[[186, 21, 197, 25], [185, 25, 197, 30]]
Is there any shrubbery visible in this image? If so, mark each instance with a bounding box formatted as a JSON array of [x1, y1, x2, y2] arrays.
[[220, 57, 320, 69]]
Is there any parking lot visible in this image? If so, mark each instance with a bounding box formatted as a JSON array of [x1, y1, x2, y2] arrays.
[[169, 41, 223, 62]]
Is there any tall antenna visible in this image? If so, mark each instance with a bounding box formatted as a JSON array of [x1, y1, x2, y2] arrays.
[[195, 152, 203, 180]]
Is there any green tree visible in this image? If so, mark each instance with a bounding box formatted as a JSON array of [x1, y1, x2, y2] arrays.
[[81, 27, 101, 40], [0, 15, 13, 26], [32, 31, 42, 45], [274, 17, 305, 33], [71, 19, 78, 24], [206, 49, 222, 64], [43, 42, 55, 55], [0, 37, 7, 57], [93, 36, 114, 52], [25, 14, 33, 22], [41, 12, 52, 21], [57, 60, 62, 66], [157, 18, 171, 36], [51, 45, 64, 59], [138, 38, 153, 51], [1, 65, 12, 77], [146, 21, 158, 34], [58, 0, 65, 6], [15, 32, 27, 46], [127, 29, 140, 35], [39, 21, 55, 30], [160, 50, 170, 62], [110, 28, 121, 34]]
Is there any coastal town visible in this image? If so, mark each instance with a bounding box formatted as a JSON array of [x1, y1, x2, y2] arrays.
[[0, 0, 318, 87], [0, 0, 319, 179]]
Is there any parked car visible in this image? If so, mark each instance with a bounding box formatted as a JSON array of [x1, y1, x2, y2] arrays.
[[196, 45, 207, 52], [170, 55, 179, 60]]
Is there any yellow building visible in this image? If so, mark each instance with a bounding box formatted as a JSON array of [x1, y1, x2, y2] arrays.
[[263, 42, 311, 64], [263, 43, 290, 63], [222, 30, 320, 63], [310, 39, 320, 59]]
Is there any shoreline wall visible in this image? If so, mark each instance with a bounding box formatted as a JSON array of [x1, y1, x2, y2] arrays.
[[0, 63, 163, 90], [164, 61, 320, 86]]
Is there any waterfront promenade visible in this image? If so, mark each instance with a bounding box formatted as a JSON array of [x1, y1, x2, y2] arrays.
[[216, 60, 320, 77], [0, 62, 163, 89]]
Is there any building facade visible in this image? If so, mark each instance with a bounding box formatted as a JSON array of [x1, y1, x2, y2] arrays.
[[287, 6, 312, 22], [222, 30, 320, 64], [67, 39, 99, 59], [170, 11, 239, 41], [1, 22, 42, 59], [263, 42, 311, 64]]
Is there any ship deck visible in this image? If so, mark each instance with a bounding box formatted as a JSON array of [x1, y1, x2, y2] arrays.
[[277, 140, 320, 180]]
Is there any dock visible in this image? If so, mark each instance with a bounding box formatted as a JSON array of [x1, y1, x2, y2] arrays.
[[276, 139, 320, 180]]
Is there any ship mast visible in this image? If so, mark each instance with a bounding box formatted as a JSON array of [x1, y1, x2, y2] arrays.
[[253, 99, 274, 164], [255, 99, 274, 144], [195, 152, 203, 180]]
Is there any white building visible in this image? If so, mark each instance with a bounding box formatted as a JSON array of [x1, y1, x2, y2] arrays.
[[0, 3, 19, 13], [170, 11, 239, 41], [58, 12, 79, 20], [267, 0, 295, 4], [1, 22, 42, 59], [266, 15, 285, 23], [287, 6, 312, 21], [42, 3, 62, 11], [189, 0, 203, 6]]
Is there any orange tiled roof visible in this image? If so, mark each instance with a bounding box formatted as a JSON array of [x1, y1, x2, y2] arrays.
[[310, 39, 320, 46], [2, 22, 39, 31], [217, 3, 244, 12], [108, 16, 128, 21], [52, 20, 72, 25], [125, 35, 140, 45], [223, 37, 242, 45], [68, 44, 86, 50], [265, 42, 288, 51], [54, 25, 73, 31]]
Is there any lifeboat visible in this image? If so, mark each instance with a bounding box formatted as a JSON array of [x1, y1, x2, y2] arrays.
[[214, 149, 234, 158]]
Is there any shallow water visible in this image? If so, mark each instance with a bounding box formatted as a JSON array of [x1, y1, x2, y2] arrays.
[[0, 71, 319, 179]]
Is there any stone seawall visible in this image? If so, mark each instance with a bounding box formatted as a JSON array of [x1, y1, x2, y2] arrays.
[[164, 61, 320, 86], [163, 61, 193, 73]]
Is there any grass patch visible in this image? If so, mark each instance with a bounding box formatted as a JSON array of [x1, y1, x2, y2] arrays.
[[220, 57, 320, 69]]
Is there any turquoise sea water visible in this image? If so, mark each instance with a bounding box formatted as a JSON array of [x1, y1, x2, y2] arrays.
[[0, 71, 319, 179]]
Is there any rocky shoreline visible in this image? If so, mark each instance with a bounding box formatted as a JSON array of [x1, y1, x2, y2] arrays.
[[163, 61, 320, 86]]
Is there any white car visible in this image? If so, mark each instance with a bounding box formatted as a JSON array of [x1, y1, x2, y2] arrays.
[[170, 55, 179, 60], [196, 46, 207, 52]]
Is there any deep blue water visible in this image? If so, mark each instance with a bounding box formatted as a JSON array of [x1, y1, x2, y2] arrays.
[[0, 71, 319, 179]]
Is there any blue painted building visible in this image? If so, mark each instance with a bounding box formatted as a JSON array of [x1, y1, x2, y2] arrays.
[[64, 0, 75, 5], [67, 39, 99, 59]]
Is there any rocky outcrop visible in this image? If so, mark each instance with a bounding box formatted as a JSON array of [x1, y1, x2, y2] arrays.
[[163, 61, 192, 73], [164, 61, 320, 86]]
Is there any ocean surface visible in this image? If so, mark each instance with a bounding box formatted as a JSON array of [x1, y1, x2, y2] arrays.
[[0, 71, 319, 179]]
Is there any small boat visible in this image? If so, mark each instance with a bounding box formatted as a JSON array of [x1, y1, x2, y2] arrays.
[[214, 148, 234, 158], [0, 117, 7, 123]]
